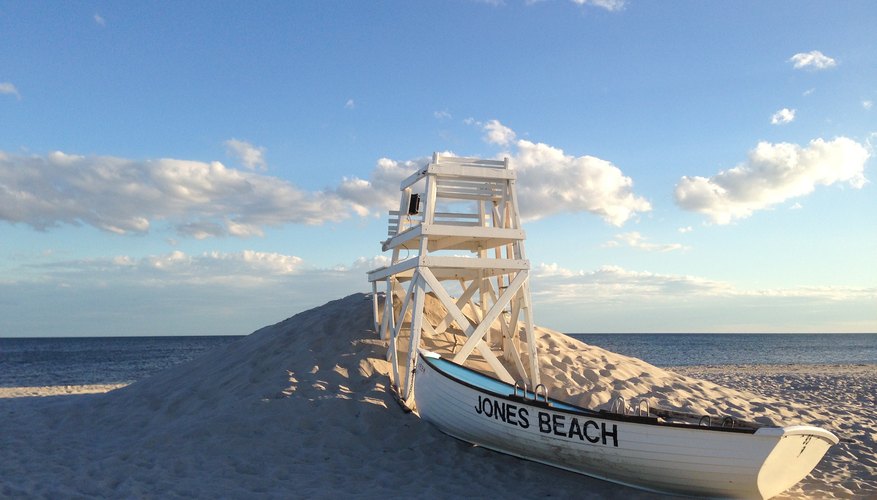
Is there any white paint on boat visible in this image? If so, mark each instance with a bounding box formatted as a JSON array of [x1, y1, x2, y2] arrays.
[[414, 349, 838, 499]]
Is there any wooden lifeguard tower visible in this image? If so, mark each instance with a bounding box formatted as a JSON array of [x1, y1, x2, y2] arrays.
[[368, 153, 540, 408]]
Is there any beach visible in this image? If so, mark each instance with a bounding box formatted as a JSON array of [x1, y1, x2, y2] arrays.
[[1, 294, 873, 499]]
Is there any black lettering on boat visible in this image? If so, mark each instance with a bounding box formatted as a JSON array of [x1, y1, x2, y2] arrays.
[[567, 417, 584, 440], [478, 398, 617, 447], [475, 396, 531, 429], [602, 422, 619, 447], [494, 400, 505, 422], [518, 408, 529, 429], [584, 420, 600, 443], [552, 414, 566, 436], [538, 411, 551, 433], [506, 404, 517, 426]]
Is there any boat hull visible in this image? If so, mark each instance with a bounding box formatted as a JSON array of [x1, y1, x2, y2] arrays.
[[414, 351, 837, 499]]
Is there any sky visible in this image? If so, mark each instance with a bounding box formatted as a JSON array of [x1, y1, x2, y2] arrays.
[[1, 1, 875, 337]]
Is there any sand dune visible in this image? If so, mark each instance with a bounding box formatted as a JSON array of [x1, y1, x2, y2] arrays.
[[1, 293, 872, 498]]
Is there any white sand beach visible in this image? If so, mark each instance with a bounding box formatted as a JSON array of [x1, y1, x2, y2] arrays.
[[1, 293, 873, 498]]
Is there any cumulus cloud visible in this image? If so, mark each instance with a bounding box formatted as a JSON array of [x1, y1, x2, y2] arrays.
[[789, 50, 837, 70], [483, 119, 517, 146], [512, 139, 651, 225], [603, 232, 687, 252], [864, 100, 874, 111], [0, 151, 349, 237], [0, 121, 650, 237], [770, 108, 796, 125], [94, 13, 106, 26], [224, 139, 266, 170], [0, 82, 21, 100], [434, 110, 452, 120], [345, 99, 355, 109], [570, 0, 625, 11], [335, 121, 650, 226], [334, 156, 431, 217], [674, 137, 869, 224]]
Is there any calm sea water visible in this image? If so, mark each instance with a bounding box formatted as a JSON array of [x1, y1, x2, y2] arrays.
[[1, 334, 874, 388], [0, 336, 243, 387], [570, 333, 877, 367]]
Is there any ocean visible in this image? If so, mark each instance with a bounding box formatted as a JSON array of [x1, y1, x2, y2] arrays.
[[0, 336, 243, 387], [1, 334, 875, 388], [570, 333, 877, 367]]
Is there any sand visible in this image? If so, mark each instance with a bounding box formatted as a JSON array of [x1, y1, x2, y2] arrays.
[[0, 293, 873, 498]]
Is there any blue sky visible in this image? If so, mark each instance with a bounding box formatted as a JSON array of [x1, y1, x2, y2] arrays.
[[1, 1, 875, 336]]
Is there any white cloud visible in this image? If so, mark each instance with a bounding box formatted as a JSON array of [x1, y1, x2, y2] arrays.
[[512, 139, 651, 225], [770, 108, 796, 125], [527, 263, 877, 332], [604, 232, 687, 252], [22, 250, 311, 288], [674, 137, 869, 224], [0, 151, 349, 237], [94, 13, 106, 26], [532, 264, 734, 302], [789, 50, 837, 70], [224, 139, 266, 170], [532, 263, 876, 304], [0, 251, 379, 335], [345, 99, 355, 109], [334, 156, 430, 217], [570, 0, 625, 11], [864, 100, 874, 111], [434, 110, 452, 120], [0, 82, 21, 100], [0, 121, 648, 238], [677, 226, 693, 234], [482, 119, 517, 146], [335, 121, 651, 226]]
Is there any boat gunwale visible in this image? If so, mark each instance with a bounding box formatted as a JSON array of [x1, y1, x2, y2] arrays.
[[418, 349, 760, 434]]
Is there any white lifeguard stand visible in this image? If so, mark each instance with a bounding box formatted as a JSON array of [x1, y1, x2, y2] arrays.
[[368, 153, 540, 408]]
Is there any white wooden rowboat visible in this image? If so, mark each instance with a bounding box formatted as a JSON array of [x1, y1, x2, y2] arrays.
[[414, 349, 839, 500]]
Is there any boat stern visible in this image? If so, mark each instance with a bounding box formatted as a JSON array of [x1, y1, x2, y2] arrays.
[[755, 426, 839, 499]]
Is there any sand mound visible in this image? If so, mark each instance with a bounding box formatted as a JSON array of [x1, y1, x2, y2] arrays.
[[0, 293, 859, 498], [535, 328, 826, 427]]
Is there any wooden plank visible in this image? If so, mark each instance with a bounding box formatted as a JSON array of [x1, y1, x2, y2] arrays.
[[418, 268, 514, 384], [435, 154, 506, 168], [420, 256, 528, 270], [452, 270, 527, 364], [433, 278, 480, 335], [381, 224, 423, 251], [401, 274, 426, 404], [421, 224, 525, 240], [432, 211, 481, 219], [426, 163, 516, 180], [367, 258, 418, 282], [400, 168, 428, 189], [434, 191, 503, 202]]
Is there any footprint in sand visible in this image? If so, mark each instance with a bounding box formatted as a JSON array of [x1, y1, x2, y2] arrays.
[[570, 371, 588, 386], [583, 369, 601, 383]]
